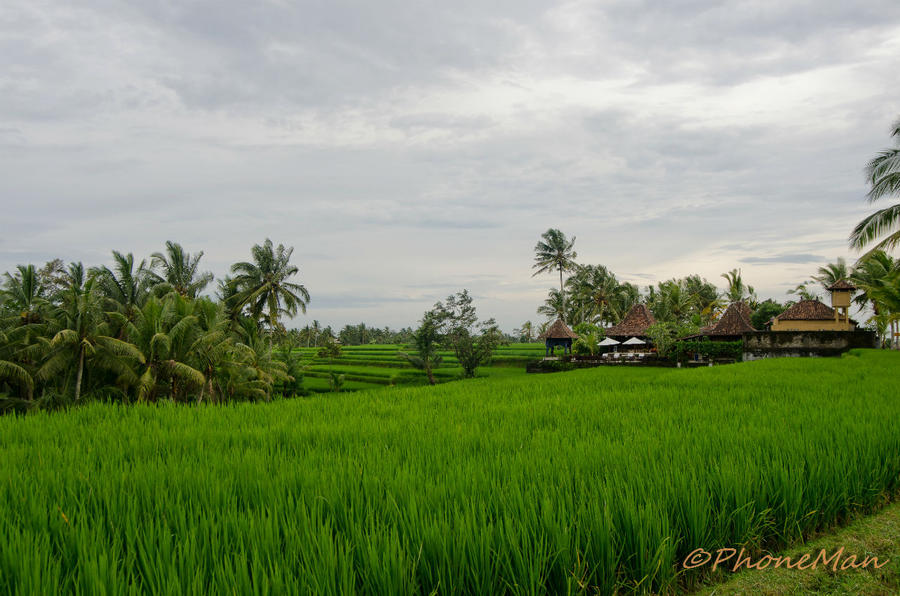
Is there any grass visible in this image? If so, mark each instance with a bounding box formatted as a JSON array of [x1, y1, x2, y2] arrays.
[[696, 499, 900, 595], [0, 349, 898, 594]]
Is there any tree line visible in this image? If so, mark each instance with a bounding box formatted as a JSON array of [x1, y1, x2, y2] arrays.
[[0, 239, 311, 411]]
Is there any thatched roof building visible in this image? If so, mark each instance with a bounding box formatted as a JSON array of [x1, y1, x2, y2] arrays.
[[605, 304, 656, 339], [539, 318, 578, 356], [685, 301, 756, 340], [539, 319, 578, 339]]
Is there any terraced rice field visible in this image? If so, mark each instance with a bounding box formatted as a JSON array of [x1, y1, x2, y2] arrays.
[[1, 350, 898, 594], [296, 343, 546, 392]]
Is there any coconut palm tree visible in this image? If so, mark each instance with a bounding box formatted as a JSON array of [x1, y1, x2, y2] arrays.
[[1, 264, 46, 325], [114, 296, 205, 401], [721, 269, 756, 304], [532, 229, 577, 319], [39, 264, 143, 401], [851, 251, 900, 347], [812, 258, 849, 290], [850, 118, 900, 254], [150, 241, 214, 298], [566, 265, 622, 327], [0, 330, 34, 400], [91, 251, 152, 323], [787, 281, 819, 301], [228, 239, 310, 332]]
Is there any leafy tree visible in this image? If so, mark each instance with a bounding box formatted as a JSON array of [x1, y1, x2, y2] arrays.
[[317, 338, 342, 359], [228, 239, 310, 332], [150, 241, 214, 298], [431, 290, 503, 378], [751, 299, 784, 330], [400, 313, 443, 385], [645, 321, 699, 358], [572, 322, 603, 355], [532, 229, 577, 318], [850, 118, 900, 254]]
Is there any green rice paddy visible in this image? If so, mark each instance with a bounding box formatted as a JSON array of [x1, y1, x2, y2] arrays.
[[297, 343, 545, 392], [1, 350, 898, 594]]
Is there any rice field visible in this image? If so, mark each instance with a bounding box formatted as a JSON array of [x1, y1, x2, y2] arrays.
[[1, 350, 899, 594], [297, 343, 546, 392]]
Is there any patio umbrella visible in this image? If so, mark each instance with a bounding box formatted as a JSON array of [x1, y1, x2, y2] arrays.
[[622, 337, 646, 345], [598, 338, 621, 346]]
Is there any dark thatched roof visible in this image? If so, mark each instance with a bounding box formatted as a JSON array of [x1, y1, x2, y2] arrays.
[[682, 301, 756, 339], [606, 304, 656, 338], [538, 319, 578, 339], [826, 279, 856, 291], [775, 299, 837, 321], [707, 301, 756, 336]]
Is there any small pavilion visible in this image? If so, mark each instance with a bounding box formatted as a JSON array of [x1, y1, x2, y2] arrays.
[[539, 319, 579, 356]]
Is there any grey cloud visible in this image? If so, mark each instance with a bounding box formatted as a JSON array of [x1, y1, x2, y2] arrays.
[[741, 254, 827, 264]]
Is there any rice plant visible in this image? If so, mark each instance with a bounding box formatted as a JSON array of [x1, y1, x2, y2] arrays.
[[1, 350, 898, 594]]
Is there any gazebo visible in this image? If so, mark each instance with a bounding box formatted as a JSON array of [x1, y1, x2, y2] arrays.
[[539, 319, 579, 356]]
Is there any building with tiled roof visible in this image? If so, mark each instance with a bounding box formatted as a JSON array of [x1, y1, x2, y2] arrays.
[[770, 299, 856, 332]]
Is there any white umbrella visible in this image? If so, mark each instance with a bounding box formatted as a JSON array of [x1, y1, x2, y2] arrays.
[[598, 337, 621, 346], [622, 337, 646, 345]]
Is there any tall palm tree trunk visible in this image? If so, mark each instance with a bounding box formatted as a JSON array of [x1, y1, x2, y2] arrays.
[[74, 347, 85, 402], [559, 266, 565, 320]]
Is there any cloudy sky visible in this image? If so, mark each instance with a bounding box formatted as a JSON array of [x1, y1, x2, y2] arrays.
[[2, 0, 899, 331]]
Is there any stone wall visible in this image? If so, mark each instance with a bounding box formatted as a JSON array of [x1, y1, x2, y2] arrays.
[[742, 330, 877, 360]]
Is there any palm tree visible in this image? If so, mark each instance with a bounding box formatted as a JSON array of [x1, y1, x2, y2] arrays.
[[150, 241, 214, 298], [0, 330, 34, 400], [517, 321, 534, 342], [310, 320, 321, 347], [850, 118, 900, 254], [114, 296, 205, 401], [228, 239, 310, 332], [566, 265, 622, 327], [787, 282, 819, 301], [532, 229, 577, 319], [851, 251, 900, 347], [537, 288, 569, 322], [1, 264, 45, 325], [721, 269, 756, 304], [91, 251, 152, 323], [39, 265, 143, 401], [812, 258, 849, 290]]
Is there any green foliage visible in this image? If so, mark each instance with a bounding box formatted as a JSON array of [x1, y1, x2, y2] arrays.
[[429, 290, 503, 379], [571, 322, 603, 355], [1, 351, 898, 593], [0, 244, 304, 408], [400, 313, 443, 385], [751, 299, 784, 329], [850, 117, 900, 253], [672, 339, 743, 362], [645, 321, 698, 358], [317, 339, 342, 359]]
